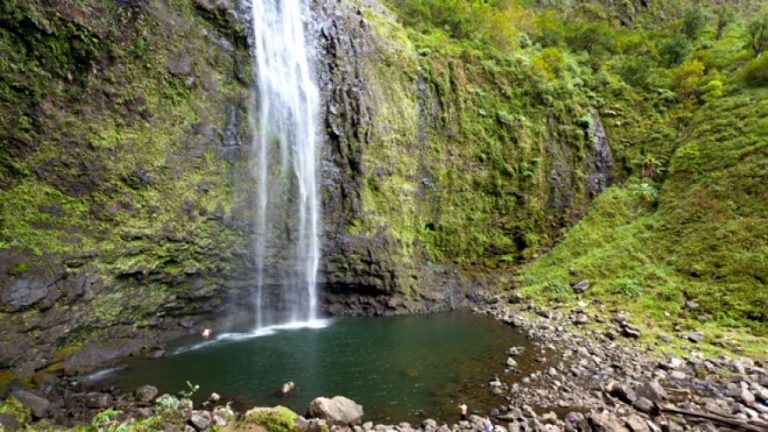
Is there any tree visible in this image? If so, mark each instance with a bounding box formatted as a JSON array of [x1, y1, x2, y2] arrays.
[[682, 7, 707, 41], [748, 13, 768, 57], [714, 5, 735, 40]]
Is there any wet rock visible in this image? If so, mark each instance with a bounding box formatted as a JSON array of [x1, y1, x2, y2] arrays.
[[571, 280, 590, 294], [135, 385, 159, 403], [307, 396, 364, 426], [282, 381, 296, 395], [1, 279, 50, 312], [188, 411, 212, 431], [11, 389, 50, 418]]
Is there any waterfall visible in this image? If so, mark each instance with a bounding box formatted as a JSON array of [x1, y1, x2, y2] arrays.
[[246, 0, 321, 328]]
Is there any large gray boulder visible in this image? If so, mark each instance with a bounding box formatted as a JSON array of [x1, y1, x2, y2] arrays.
[[306, 396, 364, 426], [10, 390, 50, 419]]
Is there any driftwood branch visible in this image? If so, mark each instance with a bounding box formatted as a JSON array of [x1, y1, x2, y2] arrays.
[[661, 405, 768, 432]]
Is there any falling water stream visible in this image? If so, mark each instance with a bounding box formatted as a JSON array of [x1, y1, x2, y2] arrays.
[[247, 0, 322, 330]]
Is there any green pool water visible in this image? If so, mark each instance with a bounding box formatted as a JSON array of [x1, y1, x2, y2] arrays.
[[96, 312, 533, 424]]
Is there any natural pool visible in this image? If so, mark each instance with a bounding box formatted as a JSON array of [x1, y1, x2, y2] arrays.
[[92, 312, 534, 424]]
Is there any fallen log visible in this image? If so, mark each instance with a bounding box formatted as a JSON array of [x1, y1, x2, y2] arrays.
[[661, 405, 768, 432]]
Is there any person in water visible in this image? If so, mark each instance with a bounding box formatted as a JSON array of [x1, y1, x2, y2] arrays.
[[201, 328, 212, 339], [458, 402, 468, 421]]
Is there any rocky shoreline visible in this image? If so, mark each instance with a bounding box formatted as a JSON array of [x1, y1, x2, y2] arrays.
[[2, 295, 768, 432]]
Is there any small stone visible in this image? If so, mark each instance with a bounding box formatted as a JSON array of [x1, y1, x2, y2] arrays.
[[509, 293, 524, 304], [684, 300, 699, 310], [506, 358, 518, 368], [208, 392, 221, 402]]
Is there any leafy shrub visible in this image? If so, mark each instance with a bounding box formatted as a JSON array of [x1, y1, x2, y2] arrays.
[[630, 182, 659, 206], [0, 397, 31, 424], [670, 59, 705, 98], [660, 34, 691, 67], [610, 278, 640, 298], [241, 407, 299, 432], [740, 55, 768, 86]]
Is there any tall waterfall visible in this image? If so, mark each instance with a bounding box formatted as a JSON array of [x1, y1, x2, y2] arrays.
[[247, 0, 321, 328]]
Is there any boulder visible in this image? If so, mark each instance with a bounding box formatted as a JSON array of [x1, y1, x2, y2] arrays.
[[571, 280, 590, 294], [135, 385, 159, 403], [307, 396, 364, 426], [10, 390, 50, 418], [624, 415, 650, 432], [83, 392, 113, 409], [621, 325, 641, 339], [572, 314, 589, 325], [188, 411, 212, 431], [607, 381, 637, 403], [686, 331, 705, 344], [633, 397, 657, 414], [588, 412, 629, 432], [740, 389, 756, 406], [635, 381, 668, 402]]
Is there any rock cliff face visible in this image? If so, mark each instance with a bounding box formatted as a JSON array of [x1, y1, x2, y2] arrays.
[[0, 0, 613, 377]]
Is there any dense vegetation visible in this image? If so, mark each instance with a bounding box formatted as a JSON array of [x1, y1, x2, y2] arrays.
[[379, 0, 768, 348]]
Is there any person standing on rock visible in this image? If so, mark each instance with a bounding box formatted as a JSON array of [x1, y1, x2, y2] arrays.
[[483, 416, 493, 432], [458, 402, 468, 421]]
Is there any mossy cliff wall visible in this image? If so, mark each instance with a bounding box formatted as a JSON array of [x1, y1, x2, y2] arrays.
[[316, 1, 614, 314], [0, 0, 256, 377], [0, 0, 614, 377]]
